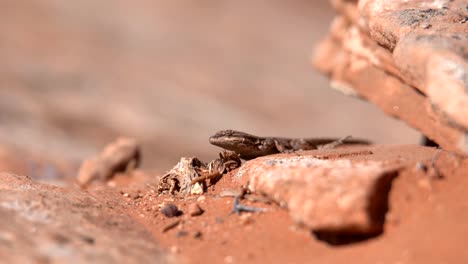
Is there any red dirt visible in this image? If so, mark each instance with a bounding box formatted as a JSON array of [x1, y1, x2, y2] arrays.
[[1, 142, 467, 263], [96, 145, 467, 264]]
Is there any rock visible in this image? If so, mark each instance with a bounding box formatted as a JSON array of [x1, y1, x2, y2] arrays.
[[175, 231, 189, 238], [77, 137, 140, 187], [193, 231, 203, 239], [314, 0, 468, 155], [239, 213, 254, 225], [197, 195, 206, 203], [188, 203, 204, 217], [160, 204, 182, 218], [170, 246, 180, 254], [235, 145, 436, 235], [190, 182, 204, 195]]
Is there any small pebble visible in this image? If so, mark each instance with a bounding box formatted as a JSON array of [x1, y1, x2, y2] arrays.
[[224, 256, 234, 264], [191, 182, 204, 195], [194, 231, 203, 239], [160, 204, 182, 218], [107, 181, 116, 187], [170, 246, 180, 254], [239, 213, 253, 225], [188, 203, 204, 217], [80, 235, 95, 245], [175, 231, 189, 238], [415, 162, 428, 172], [420, 22, 431, 29]]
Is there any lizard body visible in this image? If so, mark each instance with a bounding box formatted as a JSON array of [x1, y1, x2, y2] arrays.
[[209, 130, 370, 160]]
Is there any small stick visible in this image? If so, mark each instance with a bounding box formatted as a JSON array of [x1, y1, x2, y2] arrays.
[[162, 220, 181, 233], [190, 171, 221, 185], [231, 195, 267, 215]]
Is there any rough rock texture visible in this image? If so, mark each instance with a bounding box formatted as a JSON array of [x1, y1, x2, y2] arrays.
[[236, 145, 436, 235], [314, 0, 468, 154], [0, 173, 170, 263]]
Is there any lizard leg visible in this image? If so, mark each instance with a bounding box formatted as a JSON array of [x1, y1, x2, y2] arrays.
[[273, 139, 294, 153]]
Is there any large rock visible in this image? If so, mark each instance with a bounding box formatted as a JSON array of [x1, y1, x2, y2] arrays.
[[77, 137, 140, 187], [314, 0, 468, 154], [235, 145, 436, 235]]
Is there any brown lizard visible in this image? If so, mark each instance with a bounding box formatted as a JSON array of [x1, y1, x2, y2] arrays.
[[209, 129, 370, 160]]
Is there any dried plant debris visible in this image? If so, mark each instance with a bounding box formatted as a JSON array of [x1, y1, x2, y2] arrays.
[[157, 157, 203, 195], [158, 151, 241, 195], [191, 151, 241, 185], [231, 195, 268, 215], [77, 137, 140, 187]]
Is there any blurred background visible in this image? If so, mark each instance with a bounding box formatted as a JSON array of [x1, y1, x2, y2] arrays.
[[0, 0, 420, 172]]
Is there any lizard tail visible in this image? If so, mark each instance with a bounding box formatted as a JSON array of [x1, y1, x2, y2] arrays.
[[317, 136, 352, 150]]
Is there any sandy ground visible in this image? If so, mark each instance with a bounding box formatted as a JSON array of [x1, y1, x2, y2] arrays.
[[123, 145, 468, 264]]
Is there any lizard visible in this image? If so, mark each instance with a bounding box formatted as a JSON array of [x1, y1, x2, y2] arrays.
[[209, 129, 371, 160]]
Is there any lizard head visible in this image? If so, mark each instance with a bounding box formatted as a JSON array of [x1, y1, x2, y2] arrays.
[[209, 130, 258, 146], [209, 130, 265, 159]]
